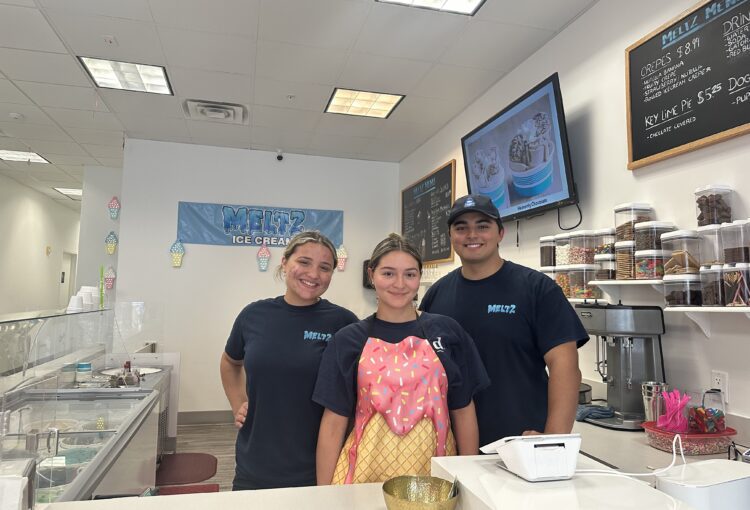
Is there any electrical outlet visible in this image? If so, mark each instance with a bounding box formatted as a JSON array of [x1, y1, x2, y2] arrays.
[[711, 370, 729, 403]]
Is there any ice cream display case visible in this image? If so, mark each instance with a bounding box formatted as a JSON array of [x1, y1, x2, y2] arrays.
[[0, 305, 168, 506]]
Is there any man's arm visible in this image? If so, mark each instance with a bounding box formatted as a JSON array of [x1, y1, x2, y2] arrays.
[[450, 400, 479, 455], [523, 341, 581, 435]]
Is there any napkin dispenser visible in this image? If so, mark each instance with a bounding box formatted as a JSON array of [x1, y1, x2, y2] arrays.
[[480, 433, 581, 482]]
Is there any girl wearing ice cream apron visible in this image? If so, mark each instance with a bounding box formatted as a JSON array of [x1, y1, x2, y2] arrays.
[[221, 231, 358, 490], [313, 233, 489, 484]]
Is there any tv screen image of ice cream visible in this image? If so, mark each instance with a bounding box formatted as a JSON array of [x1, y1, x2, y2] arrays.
[[461, 73, 577, 221]]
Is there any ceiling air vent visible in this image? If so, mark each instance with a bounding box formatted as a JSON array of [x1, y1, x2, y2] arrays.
[[184, 100, 248, 125]]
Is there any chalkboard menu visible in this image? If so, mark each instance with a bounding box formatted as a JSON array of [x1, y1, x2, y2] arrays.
[[626, 0, 750, 169], [401, 160, 455, 264]]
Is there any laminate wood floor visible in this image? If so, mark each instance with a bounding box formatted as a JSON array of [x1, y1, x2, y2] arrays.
[[175, 423, 236, 492]]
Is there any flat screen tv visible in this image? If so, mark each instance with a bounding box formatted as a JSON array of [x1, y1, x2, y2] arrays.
[[461, 73, 578, 222]]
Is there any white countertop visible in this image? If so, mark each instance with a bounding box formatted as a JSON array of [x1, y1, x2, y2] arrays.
[[431, 454, 694, 510]]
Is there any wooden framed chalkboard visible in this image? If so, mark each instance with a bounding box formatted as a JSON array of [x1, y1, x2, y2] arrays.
[[626, 0, 750, 169], [401, 160, 455, 264]]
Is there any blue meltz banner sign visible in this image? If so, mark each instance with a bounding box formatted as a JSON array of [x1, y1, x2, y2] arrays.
[[177, 201, 344, 247]]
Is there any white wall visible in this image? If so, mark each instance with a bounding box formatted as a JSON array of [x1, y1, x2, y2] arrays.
[[77, 166, 122, 296], [0, 173, 80, 314], [116, 139, 398, 412], [400, 0, 750, 421]]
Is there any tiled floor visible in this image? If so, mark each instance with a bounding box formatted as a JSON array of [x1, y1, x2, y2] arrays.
[[175, 423, 237, 492]]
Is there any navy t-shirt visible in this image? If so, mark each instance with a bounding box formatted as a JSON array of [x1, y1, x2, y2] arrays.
[[224, 296, 358, 489], [312, 312, 490, 418], [419, 261, 589, 445]]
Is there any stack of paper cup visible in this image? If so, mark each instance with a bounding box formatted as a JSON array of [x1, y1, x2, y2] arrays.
[[66, 295, 84, 313]]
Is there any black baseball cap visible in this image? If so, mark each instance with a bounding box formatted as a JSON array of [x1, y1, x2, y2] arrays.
[[447, 194, 503, 228]]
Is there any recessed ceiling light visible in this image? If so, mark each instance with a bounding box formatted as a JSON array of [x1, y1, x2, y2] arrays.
[[79, 57, 173, 95], [375, 0, 486, 16], [325, 88, 404, 118], [54, 188, 83, 200], [0, 150, 49, 163]]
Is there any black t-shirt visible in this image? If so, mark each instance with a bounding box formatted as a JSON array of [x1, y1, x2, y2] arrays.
[[312, 312, 490, 418], [224, 296, 358, 489], [419, 261, 589, 445]]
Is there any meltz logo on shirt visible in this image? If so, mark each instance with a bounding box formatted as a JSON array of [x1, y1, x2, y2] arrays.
[[487, 304, 516, 314], [303, 331, 332, 342]]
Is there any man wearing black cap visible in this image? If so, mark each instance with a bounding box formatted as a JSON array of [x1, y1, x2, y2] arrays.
[[420, 194, 588, 445]]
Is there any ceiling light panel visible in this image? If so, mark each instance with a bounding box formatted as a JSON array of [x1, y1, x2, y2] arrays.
[[0, 150, 49, 163], [79, 57, 173, 95], [376, 0, 486, 15], [325, 88, 404, 119], [54, 188, 83, 200]]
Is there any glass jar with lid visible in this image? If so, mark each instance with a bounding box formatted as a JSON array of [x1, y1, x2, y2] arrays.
[[697, 224, 724, 267], [568, 264, 602, 299], [594, 227, 615, 255], [554, 233, 571, 266], [661, 230, 701, 275], [700, 265, 725, 306], [720, 220, 750, 265], [539, 236, 555, 267], [634, 221, 676, 251], [695, 184, 733, 226], [634, 250, 670, 280], [569, 230, 595, 264], [615, 240, 635, 280], [594, 254, 616, 280], [664, 274, 702, 307], [554, 265, 571, 298], [723, 263, 750, 307], [614, 202, 654, 242]]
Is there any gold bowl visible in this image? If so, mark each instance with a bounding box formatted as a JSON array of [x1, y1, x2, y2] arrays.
[[382, 475, 458, 510]]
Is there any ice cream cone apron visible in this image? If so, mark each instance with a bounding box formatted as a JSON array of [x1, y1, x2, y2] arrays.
[[332, 317, 456, 484]]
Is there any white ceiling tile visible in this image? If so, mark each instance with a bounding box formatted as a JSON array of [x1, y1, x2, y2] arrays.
[[116, 113, 190, 139], [27, 165, 74, 181], [158, 27, 254, 75], [93, 157, 122, 167], [150, 0, 259, 37], [42, 154, 100, 165], [0, 138, 30, 151], [0, 161, 10, 170], [337, 53, 432, 95], [251, 105, 321, 132], [359, 137, 416, 162], [255, 41, 347, 85], [1, 160, 56, 171], [169, 67, 253, 105], [57, 164, 84, 176], [476, 0, 595, 31], [254, 78, 331, 112], [39, 0, 153, 21], [315, 114, 384, 138], [411, 64, 503, 101], [186, 120, 252, 148], [354, 3, 468, 61], [0, 79, 32, 105], [372, 120, 433, 147], [440, 21, 552, 71], [0, 120, 72, 141], [387, 94, 466, 126], [308, 132, 370, 154], [97, 89, 184, 117], [258, 0, 369, 49], [81, 143, 123, 158], [250, 126, 313, 151], [0, 49, 91, 87], [0, 0, 36, 6], [0, 5, 67, 53], [45, 10, 165, 64], [0, 102, 54, 125], [14, 82, 107, 111], [21, 139, 88, 156], [42, 107, 123, 131], [65, 127, 124, 146]]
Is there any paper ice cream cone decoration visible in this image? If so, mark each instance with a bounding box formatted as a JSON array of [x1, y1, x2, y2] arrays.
[[108, 196, 121, 220], [257, 242, 271, 272], [170, 240, 185, 268], [105, 231, 118, 255], [336, 244, 348, 271], [104, 267, 116, 290]]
